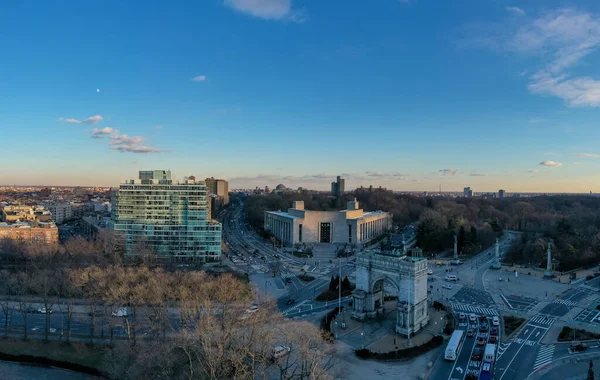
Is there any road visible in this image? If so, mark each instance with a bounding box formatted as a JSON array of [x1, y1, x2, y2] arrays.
[[222, 202, 351, 318]]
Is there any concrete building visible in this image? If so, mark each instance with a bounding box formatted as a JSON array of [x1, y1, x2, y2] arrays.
[[498, 189, 505, 199], [331, 176, 345, 197], [43, 202, 73, 224], [264, 199, 392, 247], [0, 221, 58, 244], [109, 170, 222, 262], [1, 205, 53, 223], [205, 177, 229, 206], [464, 187, 473, 198]]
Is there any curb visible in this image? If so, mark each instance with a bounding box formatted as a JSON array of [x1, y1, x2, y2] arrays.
[[526, 351, 600, 379]]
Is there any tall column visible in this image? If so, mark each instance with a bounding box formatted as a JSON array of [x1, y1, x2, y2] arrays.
[[544, 242, 552, 277], [453, 233, 458, 259]]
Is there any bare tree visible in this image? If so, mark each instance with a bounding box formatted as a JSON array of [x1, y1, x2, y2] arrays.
[[0, 270, 16, 337]]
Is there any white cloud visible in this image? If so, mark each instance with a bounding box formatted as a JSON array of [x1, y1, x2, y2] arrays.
[[539, 160, 562, 167], [91, 127, 115, 138], [438, 169, 459, 176], [574, 153, 600, 158], [90, 128, 165, 154], [222, 0, 306, 22], [59, 115, 103, 124], [192, 75, 206, 82], [111, 144, 165, 153], [505, 6, 525, 16], [465, 8, 600, 107]]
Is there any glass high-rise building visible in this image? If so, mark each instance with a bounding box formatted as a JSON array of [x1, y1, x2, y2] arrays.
[[109, 170, 222, 261]]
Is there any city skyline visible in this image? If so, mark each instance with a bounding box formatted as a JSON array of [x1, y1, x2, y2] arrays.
[[2, 1, 600, 192]]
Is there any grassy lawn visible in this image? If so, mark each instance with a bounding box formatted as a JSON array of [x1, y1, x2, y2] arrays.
[[298, 274, 315, 282], [0, 338, 106, 371], [316, 289, 353, 301], [503, 315, 526, 337], [558, 326, 600, 342]]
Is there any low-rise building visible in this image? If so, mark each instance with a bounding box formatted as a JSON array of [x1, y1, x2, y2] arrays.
[[1, 205, 53, 223], [0, 220, 58, 244], [264, 199, 392, 247]]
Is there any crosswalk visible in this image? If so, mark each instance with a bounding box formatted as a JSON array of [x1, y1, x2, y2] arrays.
[[579, 284, 598, 293], [450, 302, 499, 316], [528, 315, 556, 327], [552, 299, 578, 307], [533, 344, 555, 371]]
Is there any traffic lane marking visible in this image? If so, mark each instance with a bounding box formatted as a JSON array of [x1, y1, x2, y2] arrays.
[[497, 326, 545, 380]]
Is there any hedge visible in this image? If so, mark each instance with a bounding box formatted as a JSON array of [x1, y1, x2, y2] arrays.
[[355, 335, 444, 361]]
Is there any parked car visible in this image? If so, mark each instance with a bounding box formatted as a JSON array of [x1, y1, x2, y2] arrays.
[[272, 345, 291, 359], [111, 308, 128, 317], [477, 337, 486, 346], [245, 305, 259, 313], [570, 342, 588, 352], [471, 348, 482, 360], [467, 329, 475, 337], [37, 307, 52, 314]]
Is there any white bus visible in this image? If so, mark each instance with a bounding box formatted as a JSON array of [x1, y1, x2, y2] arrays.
[[444, 330, 465, 361]]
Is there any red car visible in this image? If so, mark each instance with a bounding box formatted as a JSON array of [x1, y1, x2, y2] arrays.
[[471, 348, 482, 360], [490, 328, 498, 336], [489, 336, 497, 344], [477, 337, 486, 346]]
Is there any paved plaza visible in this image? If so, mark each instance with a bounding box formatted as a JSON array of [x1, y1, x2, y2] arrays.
[[334, 301, 445, 352]]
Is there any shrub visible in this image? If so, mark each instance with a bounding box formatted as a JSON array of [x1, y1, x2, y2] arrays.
[[320, 306, 342, 342], [354, 335, 444, 361]]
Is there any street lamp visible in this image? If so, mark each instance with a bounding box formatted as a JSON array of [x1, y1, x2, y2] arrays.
[[334, 321, 338, 339], [361, 331, 364, 349]]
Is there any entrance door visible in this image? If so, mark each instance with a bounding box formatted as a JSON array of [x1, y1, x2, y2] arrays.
[[320, 223, 331, 243]]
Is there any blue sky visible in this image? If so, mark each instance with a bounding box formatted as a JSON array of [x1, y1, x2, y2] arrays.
[[2, 0, 600, 192]]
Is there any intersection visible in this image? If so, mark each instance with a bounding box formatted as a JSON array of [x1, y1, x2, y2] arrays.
[[224, 204, 600, 380]]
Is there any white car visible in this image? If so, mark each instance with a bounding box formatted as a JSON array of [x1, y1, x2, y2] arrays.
[[246, 305, 259, 313], [442, 284, 452, 290], [459, 313, 466, 320], [492, 316, 500, 326], [37, 308, 52, 314], [427, 269, 433, 275], [469, 314, 477, 322], [272, 345, 291, 359]]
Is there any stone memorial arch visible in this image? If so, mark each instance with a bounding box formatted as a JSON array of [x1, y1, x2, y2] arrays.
[[352, 249, 429, 337]]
